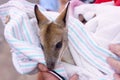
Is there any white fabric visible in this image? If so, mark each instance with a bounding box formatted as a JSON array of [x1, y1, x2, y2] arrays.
[[0, 0, 120, 80], [74, 2, 120, 49], [0, 0, 68, 78]]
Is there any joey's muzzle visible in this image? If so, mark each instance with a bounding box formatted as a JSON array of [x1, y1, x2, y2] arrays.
[[46, 56, 57, 70]]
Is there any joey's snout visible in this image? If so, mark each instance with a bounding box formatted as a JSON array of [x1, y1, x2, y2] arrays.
[[35, 2, 69, 70], [46, 57, 57, 70], [44, 45, 61, 70], [47, 61, 55, 70]]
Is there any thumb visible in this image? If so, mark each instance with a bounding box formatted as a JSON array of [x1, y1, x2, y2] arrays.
[[109, 44, 120, 57], [38, 63, 48, 72], [69, 74, 79, 80], [114, 73, 120, 80], [107, 57, 120, 73]]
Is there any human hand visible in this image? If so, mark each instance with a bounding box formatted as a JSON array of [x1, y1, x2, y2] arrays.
[[68, 0, 83, 17], [107, 44, 120, 80], [38, 63, 79, 80], [70, 0, 83, 7]]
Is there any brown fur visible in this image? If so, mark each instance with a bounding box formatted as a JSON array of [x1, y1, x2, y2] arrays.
[[34, 3, 75, 80], [34, 3, 74, 72]]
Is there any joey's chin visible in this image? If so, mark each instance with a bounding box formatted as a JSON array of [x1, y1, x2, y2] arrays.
[[47, 62, 56, 70]]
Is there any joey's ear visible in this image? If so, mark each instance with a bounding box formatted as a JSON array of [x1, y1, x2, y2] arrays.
[[55, 2, 70, 26], [34, 5, 49, 25]]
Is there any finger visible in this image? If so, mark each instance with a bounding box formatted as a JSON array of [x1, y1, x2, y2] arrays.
[[5, 15, 10, 24], [109, 44, 120, 57], [38, 72, 44, 80], [114, 73, 120, 80], [70, 0, 83, 7], [69, 74, 79, 80], [107, 57, 120, 73], [38, 63, 48, 71]]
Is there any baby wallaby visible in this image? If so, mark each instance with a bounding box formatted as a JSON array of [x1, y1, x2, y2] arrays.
[[34, 3, 75, 70]]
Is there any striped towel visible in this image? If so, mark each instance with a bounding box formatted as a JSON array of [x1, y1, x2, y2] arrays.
[[0, 0, 46, 74], [0, 0, 68, 78], [66, 16, 118, 80], [0, 0, 119, 80]]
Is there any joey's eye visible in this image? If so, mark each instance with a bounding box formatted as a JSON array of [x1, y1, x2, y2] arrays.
[[55, 41, 62, 49], [40, 43, 44, 50]]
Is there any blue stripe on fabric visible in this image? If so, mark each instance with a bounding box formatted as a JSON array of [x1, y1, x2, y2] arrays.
[[69, 18, 108, 60], [71, 19, 114, 73], [16, 18, 24, 41], [14, 50, 43, 57], [5, 31, 12, 35], [20, 63, 37, 67], [0, 12, 8, 15], [55, 69, 65, 73], [74, 19, 116, 57], [56, 70, 65, 73], [68, 23, 105, 61], [13, 26, 17, 38], [69, 23, 108, 72], [11, 11, 24, 41], [22, 17, 32, 43], [29, 55, 44, 58], [15, 47, 41, 52], [68, 33, 105, 69], [7, 39, 18, 42], [12, 11, 32, 43]]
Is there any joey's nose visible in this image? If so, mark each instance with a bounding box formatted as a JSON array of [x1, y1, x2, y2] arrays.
[[47, 62, 55, 70]]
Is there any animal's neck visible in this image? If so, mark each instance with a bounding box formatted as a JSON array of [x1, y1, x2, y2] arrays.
[[61, 45, 75, 65]]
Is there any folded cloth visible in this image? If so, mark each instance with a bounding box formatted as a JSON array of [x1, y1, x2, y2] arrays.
[[74, 3, 120, 48], [0, 0, 46, 74], [0, 0, 68, 78], [0, 0, 119, 80], [66, 16, 118, 80]]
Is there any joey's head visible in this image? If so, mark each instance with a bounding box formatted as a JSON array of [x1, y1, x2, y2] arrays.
[[34, 4, 69, 70]]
